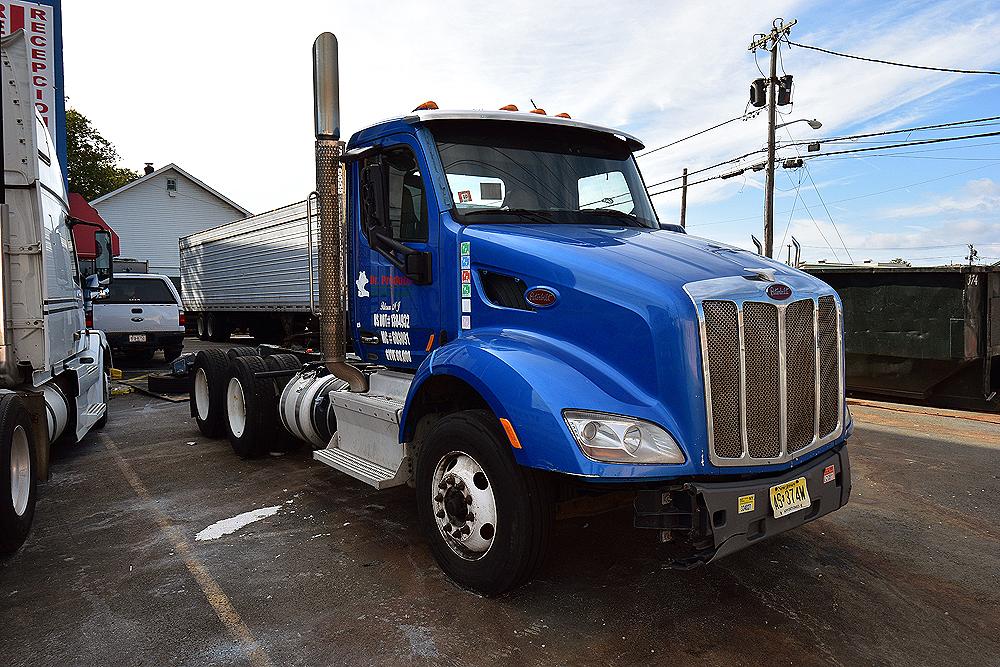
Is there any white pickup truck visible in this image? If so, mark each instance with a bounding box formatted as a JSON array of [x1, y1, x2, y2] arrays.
[[93, 273, 185, 362], [1, 31, 113, 555]]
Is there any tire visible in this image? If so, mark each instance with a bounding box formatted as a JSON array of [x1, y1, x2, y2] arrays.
[[0, 394, 37, 556], [225, 355, 278, 458], [190, 349, 229, 438], [196, 316, 207, 341], [207, 314, 231, 343], [264, 354, 301, 393], [163, 345, 184, 362], [226, 346, 258, 360], [415, 409, 554, 596], [95, 368, 110, 429]]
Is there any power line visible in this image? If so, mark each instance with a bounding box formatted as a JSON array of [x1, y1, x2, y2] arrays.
[[801, 130, 1000, 160], [637, 109, 762, 158], [686, 161, 1000, 227], [783, 115, 1000, 148], [787, 40, 1000, 75]]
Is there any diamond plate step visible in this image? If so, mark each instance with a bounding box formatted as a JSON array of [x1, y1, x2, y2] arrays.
[[313, 446, 407, 490]]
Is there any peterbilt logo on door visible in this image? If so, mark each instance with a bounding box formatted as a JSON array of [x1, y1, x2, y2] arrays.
[[766, 284, 792, 300], [524, 287, 558, 308]]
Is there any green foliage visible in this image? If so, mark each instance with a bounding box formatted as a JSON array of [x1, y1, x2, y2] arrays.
[[66, 108, 139, 200], [888, 258, 912, 267]]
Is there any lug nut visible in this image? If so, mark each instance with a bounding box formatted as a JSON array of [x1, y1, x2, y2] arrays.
[[438, 482, 447, 490], [466, 513, 474, 522], [461, 525, 471, 535], [443, 525, 452, 533], [455, 479, 465, 490], [436, 510, 445, 519], [465, 496, 473, 505], [434, 494, 443, 502]]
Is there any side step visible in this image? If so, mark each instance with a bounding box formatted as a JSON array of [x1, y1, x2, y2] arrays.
[[313, 446, 408, 490]]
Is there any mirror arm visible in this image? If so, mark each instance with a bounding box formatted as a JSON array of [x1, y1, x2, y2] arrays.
[[372, 231, 411, 271]]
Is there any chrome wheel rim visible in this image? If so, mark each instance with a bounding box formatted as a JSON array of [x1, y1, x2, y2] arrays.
[[197, 317, 205, 337], [10, 425, 30, 517], [431, 451, 497, 560], [194, 368, 210, 421], [227, 377, 246, 438]]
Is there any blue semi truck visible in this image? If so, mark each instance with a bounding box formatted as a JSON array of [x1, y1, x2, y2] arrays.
[[189, 33, 852, 594]]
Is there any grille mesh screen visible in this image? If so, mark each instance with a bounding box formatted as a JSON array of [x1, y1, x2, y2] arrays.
[[785, 299, 817, 452], [743, 302, 780, 458], [818, 296, 840, 435], [703, 301, 742, 458]]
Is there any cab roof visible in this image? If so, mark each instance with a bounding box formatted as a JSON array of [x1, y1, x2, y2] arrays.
[[349, 110, 645, 152]]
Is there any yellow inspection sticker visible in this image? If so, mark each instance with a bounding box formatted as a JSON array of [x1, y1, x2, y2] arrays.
[[738, 494, 755, 514]]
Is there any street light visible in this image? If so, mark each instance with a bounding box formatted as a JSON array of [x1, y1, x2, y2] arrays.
[[776, 118, 822, 130], [764, 117, 822, 256]]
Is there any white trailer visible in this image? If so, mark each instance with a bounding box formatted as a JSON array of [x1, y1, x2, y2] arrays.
[[179, 201, 320, 344], [0, 31, 113, 555]]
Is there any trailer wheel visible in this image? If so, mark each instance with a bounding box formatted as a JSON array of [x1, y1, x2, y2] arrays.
[[0, 394, 37, 556], [190, 349, 229, 437], [415, 409, 554, 596], [226, 346, 258, 360], [196, 315, 208, 341], [206, 314, 231, 343], [226, 355, 278, 458]]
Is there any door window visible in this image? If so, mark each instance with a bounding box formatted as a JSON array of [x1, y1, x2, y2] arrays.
[[385, 147, 428, 243]]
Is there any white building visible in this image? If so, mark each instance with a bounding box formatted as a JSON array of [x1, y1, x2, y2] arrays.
[[91, 163, 250, 279]]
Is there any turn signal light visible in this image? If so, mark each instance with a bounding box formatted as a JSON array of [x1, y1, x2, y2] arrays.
[[178, 311, 186, 326], [413, 100, 439, 111], [529, 108, 546, 115], [555, 112, 571, 119], [85, 311, 93, 329], [499, 104, 518, 111]]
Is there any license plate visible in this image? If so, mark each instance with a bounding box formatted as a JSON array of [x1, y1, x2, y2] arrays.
[[769, 477, 811, 518], [129, 334, 147, 343]]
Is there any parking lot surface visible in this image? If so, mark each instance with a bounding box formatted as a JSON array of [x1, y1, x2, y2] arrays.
[[1, 339, 998, 666]]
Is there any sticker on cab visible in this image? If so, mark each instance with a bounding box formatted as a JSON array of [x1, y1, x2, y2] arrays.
[[738, 494, 755, 514], [823, 464, 836, 484], [458, 190, 472, 203]]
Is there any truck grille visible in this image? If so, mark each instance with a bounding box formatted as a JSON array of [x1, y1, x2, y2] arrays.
[[700, 294, 842, 465]]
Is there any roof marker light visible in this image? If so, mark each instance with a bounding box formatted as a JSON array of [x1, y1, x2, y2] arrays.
[[529, 108, 547, 115], [413, 100, 439, 111], [555, 112, 571, 119], [499, 104, 518, 111]]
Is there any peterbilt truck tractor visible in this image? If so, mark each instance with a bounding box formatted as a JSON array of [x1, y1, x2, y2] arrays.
[[188, 32, 852, 595], [1, 31, 113, 556]]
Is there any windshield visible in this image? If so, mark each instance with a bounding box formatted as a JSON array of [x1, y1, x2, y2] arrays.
[[428, 120, 658, 228]]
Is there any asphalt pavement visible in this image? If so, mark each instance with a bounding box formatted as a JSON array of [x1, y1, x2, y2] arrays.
[[1, 337, 997, 666]]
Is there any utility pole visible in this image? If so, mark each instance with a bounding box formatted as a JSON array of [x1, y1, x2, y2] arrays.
[[750, 18, 796, 257], [967, 243, 978, 266], [679, 168, 688, 228]]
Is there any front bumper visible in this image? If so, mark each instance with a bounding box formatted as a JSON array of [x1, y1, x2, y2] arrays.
[[634, 443, 851, 568]]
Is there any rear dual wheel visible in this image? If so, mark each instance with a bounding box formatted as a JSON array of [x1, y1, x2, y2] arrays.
[[415, 410, 554, 596], [190, 349, 229, 437]]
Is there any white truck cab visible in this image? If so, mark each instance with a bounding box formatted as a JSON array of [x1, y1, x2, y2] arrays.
[[0, 31, 113, 555]]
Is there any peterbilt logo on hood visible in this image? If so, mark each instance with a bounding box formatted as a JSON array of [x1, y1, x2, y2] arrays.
[[766, 283, 792, 300], [525, 287, 559, 308]]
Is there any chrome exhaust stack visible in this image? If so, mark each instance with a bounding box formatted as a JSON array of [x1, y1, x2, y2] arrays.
[[313, 32, 367, 392]]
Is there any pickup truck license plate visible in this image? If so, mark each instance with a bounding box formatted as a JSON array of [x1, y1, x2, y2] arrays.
[[128, 334, 147, 343], [769, 477, 811, 518]]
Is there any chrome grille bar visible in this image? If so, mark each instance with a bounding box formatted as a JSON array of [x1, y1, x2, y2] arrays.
[[691, 286, 844, 467]]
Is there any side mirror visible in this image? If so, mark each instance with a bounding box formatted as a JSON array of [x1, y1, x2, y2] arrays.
[[93, 230, 113, 285], [360, 161, 388, 239]]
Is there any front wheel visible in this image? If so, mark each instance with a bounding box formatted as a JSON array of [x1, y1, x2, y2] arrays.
[[415, 410, 553, 596], [0, 394, 37, 555]]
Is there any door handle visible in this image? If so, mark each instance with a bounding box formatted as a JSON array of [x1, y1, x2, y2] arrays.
[[360, 331, 379, 345]]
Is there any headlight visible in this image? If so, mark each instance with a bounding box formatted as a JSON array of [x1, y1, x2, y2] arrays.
[[563, 410, 685, 464]]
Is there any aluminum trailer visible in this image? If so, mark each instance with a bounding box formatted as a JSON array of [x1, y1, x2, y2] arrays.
[[180, 201, 320, 343]]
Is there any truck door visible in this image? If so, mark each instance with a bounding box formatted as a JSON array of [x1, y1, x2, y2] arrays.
[[351, 138, 440, 370]]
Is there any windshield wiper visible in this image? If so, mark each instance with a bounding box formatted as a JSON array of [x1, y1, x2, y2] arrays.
[[461, 208, 558, 225], [575, 208, 647, 227]]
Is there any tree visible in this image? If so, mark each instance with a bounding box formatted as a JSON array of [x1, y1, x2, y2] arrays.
[[66, 109, 139, 200], [888, 258, 911, 267]]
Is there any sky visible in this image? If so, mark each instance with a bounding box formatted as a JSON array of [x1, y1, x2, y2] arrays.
[[61, 0, 1000, 265]]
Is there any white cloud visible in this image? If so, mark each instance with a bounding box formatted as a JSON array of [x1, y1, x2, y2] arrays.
[[882, 178, 1000, 218]]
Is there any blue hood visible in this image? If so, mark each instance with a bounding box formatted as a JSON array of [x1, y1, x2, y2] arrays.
[[459, 223, 816, 457]]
